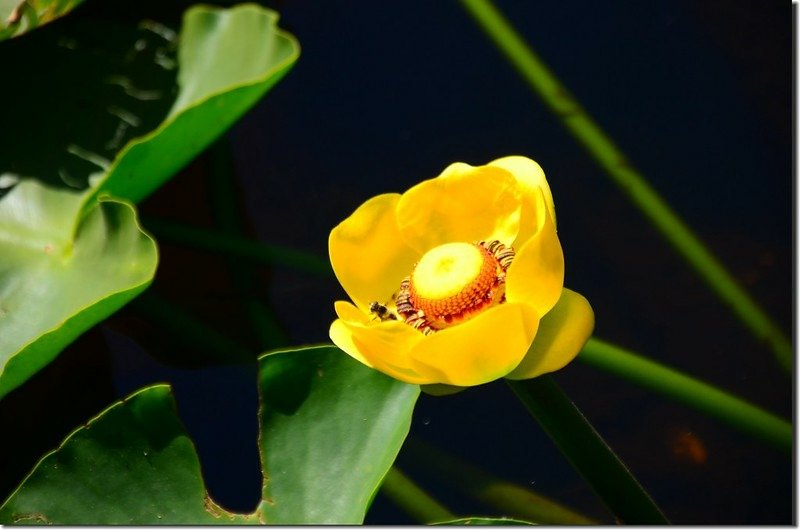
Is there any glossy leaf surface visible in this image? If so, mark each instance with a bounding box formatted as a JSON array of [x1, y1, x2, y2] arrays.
[[0, 181, 157, 401], [0, 3, 298, 399], [258, 345, 420, 523], [0, 385, 247, 524], [0, 3, 298, 205], [87, 4, 299, 205], [0, 346, 420, 524]]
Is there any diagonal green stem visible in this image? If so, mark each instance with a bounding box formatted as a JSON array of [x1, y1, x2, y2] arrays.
[[129, 290, 254, 364], [207, 137, 289, 350], [139, 224, 791, 449], [380, 466, 456, 524], [404, 437, 598, 524], [142, 217, 334, 277], [507, 376, 668, 524], [578, 338, 792, 452], [459, 0, 791, 372]]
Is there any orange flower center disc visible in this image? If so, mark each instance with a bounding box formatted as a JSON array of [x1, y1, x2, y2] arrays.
[[394, 240, 515, 334]]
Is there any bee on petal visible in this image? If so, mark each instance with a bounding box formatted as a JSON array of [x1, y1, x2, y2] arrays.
[[369, 301, 397, 321]]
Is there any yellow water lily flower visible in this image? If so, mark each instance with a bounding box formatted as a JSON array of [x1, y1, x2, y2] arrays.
[[329, 156, 594, 388]]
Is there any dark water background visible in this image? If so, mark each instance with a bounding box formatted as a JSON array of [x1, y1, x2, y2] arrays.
[[0, 0, 792, 524]]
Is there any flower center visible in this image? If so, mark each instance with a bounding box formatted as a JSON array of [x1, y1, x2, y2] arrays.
[[394, 240, 515, 334], [412, 242, 486, 301]]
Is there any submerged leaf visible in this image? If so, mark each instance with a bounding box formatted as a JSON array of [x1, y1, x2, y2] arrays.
[[0, 3, 298, 204], [0, 6, 178, 193], [86, 4, 300, 205], [0, 3, 299, 398]]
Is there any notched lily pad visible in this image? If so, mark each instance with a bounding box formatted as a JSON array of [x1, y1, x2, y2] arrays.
[[88, 3, 300, 205], [0, 180, 158, 401], [0, 2, 299, 203], [0, 384, 251, 524], [0, 3, 299, 398], [0, 346, 421, 524], [258, 345, 420, 524]]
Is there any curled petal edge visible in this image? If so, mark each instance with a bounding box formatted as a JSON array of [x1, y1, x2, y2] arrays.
[[505, 288, 594, 380], [329, 193, 418, 313], [506, 192, 564, 317], [488, 156, 557, 250], [330, 301, 430, 385], [396, 163, 523, 253]]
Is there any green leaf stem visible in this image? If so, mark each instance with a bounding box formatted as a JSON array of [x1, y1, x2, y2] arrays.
[[142, 217, 334, 277], [507, 376, 668, 524], [433, 517, 535, 525], [403, 437, 597, 524], [579, 338, 791, 452], [459, 0, 791, 372], [380, 466, 455, 524]]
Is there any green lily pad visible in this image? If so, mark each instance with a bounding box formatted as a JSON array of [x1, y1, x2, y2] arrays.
[[0, 385, 239, 524], [257, 345, 421, 523], [86, 3, 300, 206], [0, 3, 299, 398], [0, 0, 85, 41], [0, 4, 178, 193], [0, 346, 420, 524], [0, 3, 298, 205], [0, 180, 157, 401]]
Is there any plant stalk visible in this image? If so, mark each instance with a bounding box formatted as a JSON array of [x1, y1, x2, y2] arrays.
[[579, 338, 792, 452], [459, 0, 791, 372], [404, 437, 598, 524], [507, 376, 668, 524], [380, 466, 456, 524], [137, 223, 791, 450], [142, 217, 333, 277], [207, 137, 289, 350], [129, 290, 253, 364]]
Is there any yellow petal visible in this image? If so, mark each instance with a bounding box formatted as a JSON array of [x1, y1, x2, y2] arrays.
[[488, 156, 556, 247], [334, 299, 371, 324], [396, 162, 522, 254], [330, 302, 430, 384], [333, 301, 422, 367], [330, 318, 377, 368], [329, 193, 419, 312], [505, 200, 564, 317], [506, 288, 594, 380], [407, 303, 539, 386]]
